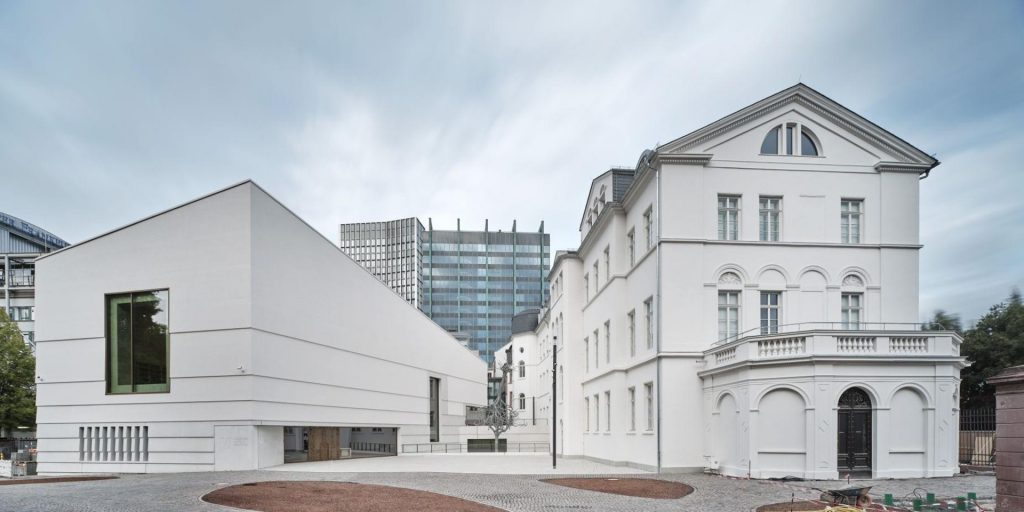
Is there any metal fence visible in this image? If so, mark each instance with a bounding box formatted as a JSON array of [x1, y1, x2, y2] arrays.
[[0, 438, 37, 461], [350, 441, 395, 454], [959, 408, 995, 466], [402, 441, 549, 454]]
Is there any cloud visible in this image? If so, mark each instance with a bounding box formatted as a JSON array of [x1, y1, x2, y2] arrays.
[[0, 0, 1022, 323]]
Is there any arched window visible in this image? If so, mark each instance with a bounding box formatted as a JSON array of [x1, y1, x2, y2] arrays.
[[761, 124, 820, 156], [518, 393, 526, 410], [518, 361, 526, 378]]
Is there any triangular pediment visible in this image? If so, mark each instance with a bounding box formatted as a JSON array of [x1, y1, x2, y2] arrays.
[[657, 84, 937, 167]]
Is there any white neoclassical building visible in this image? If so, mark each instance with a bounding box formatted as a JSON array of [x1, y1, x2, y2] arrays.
[[503, 84, 964, 479]]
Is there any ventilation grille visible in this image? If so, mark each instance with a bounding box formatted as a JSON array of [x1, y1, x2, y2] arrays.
[[79, 426, 148, 462]]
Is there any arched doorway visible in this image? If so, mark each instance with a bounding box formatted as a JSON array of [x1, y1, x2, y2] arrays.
[[837, 388, 872, 475]]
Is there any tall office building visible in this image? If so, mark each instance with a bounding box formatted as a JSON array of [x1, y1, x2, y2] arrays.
[[1, 211, 69, 351], [339, 218, 425, 307], [422, 219, 550, 364], [339, 218, 550, 363]]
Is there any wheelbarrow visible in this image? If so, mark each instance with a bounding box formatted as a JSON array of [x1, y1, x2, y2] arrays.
[[817, 485, 873, 507]]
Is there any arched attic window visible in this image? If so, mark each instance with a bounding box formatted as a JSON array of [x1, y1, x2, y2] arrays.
[[761, 124, 820, 156]]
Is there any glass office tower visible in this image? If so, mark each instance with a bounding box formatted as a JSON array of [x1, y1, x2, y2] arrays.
[[422, 219, 549, 364], [340, 218, 550, 364]]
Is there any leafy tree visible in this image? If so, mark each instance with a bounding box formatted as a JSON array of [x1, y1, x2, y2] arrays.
[[924, 309, 963, 334], [959, 289, 1024, 409], [0, 308, 36, 433]]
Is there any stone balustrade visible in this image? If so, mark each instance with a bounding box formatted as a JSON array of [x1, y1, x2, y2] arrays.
[[704, 330, 961, 371]]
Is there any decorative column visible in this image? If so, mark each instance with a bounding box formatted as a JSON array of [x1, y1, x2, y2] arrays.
[[990, 365, 1024, 512]]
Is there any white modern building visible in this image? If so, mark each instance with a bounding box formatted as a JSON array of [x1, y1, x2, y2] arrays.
[[34, 181, 486, 473], [503, 84, 965, 479]]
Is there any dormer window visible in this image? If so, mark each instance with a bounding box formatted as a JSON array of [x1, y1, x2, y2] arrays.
[[761, 123, 819, 156]]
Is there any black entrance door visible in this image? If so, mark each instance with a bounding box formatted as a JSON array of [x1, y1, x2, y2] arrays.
[[837, 388, 872, 474]]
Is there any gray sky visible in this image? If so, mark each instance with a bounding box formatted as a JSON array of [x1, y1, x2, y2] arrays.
[[1, 1, 1021, 323]]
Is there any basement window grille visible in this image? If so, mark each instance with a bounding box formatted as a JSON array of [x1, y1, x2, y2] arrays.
[[79, 425, 148, 462]]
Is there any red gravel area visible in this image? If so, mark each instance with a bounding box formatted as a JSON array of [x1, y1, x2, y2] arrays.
[[0, 476, 118, 486], [540, 477, 693, 499], [202, 481, 506, 512], [757, 499, 910, 511]]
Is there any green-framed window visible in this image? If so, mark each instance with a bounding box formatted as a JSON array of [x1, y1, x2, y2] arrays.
[[106, 290, 170, 394]]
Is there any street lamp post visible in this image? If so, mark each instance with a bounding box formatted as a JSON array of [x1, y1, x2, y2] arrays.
[[552, 335, 557, 469]]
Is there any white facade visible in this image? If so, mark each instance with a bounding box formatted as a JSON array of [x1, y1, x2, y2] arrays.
[[501, 84, 965, 479], [34, 182, 486, 473]]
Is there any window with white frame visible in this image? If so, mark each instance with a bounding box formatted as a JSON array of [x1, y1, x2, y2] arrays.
[[594, 394, 600, 431], [627, 228, 635, 266], [603, 246, 610, 282], [628, 386, 636, 431], [593, 261, 599, 290], [605, 391, 611, 432], [627, 309, 636, 357], [644, 297, 654, 349], [518, 360, 525, 378], [644, 382, 654, 431], [841, 199, 863, 243], [759, 196, 781, 241], [842, 293, 863, 330], [718, 195, 740, 240], [604, 320, 611, 364], [583, 273, 589, 301], [584, 397, 590, 431], [760, 291, 781, 334], [761, 123, 820, 156], [643, 206, 654, 250], [718, 291, 740, 341], [593, 329, 600, 368], [518, 393, 526, 410], [584, 336, 589, 372]]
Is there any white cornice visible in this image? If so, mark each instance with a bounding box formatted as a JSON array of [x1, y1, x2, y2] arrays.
[[652, 153, 713, 166]]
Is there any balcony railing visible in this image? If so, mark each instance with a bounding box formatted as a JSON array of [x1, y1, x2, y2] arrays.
[[713, 322, 933, 346], [703, 327, 962, 373]]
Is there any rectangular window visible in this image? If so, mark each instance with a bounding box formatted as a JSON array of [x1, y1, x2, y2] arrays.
[[644, 382, 654, 431], [759, 196, 781, 241], [628, 310, 636, 357], [718, 291, 740, 341], [760, 291, 781, 335], [842, 293, 862, 330], [627, 229, 635, 266], [593, 261, 599, 290], [584, 336, 590, 372], [628, 387, 636, 431], [594, 329, 600, 368], [429, 377, 440, 442], [841, 199, 863, 243], [718, 195, 740, 240], [106, 290, 170, 394], [644, 297, 654, 349], [603, 246, 610, 282], [594, 394, 600, 432], [584, 397, 590, 431], [583, 273, 589, 301], [643, 207, 654, 250], [604, 320, 611, 364], [605, 391, 611, 432]]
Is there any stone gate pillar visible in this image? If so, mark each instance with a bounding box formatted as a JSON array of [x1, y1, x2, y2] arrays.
[[990, 365, 1024, 512]]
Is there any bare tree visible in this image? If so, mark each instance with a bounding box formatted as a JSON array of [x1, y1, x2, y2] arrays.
[[484, 361, 519, 452], [483, 399, 519, 452]]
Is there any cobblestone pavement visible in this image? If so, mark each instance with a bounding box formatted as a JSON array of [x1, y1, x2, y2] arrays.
[[0, 470, 995, 512]]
